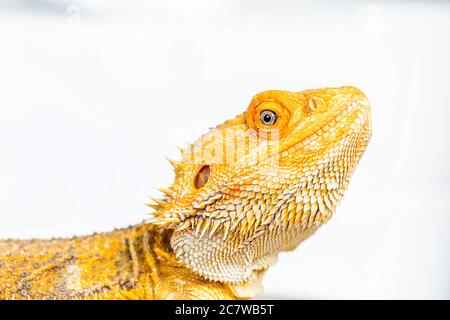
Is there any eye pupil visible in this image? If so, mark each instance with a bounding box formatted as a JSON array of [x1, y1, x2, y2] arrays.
[[260, 110, 277, 126]]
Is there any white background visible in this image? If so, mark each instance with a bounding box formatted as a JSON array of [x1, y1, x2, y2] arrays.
[[0, 0, 449, 299]]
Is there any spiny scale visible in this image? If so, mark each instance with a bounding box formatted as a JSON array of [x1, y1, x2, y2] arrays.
[[159, 187, 174, 197], [168, 158, 181, 170], [209, 219, 222, 239]]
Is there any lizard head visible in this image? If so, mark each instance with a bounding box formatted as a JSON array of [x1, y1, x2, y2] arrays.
[[149, 86, 371, 284]]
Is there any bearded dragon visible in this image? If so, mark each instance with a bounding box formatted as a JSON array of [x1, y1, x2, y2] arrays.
[[0, 86, 371, 300]]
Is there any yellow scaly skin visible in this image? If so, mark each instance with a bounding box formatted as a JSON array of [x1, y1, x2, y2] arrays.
[[0, 86, 371, 299]]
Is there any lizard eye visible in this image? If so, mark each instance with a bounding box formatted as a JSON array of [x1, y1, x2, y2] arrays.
[[194, 165, 210, 189], [260, 110, 278, 126]]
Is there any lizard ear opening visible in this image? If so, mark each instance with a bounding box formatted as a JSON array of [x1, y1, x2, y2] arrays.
[[194, 165, 210, 189], [170, 219, 256, 283]]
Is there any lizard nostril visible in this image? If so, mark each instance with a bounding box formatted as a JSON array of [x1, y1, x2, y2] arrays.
[[194, 165, 210, 189]]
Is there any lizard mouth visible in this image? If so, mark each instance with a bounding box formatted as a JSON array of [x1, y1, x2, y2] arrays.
[[265, 98, 370, 166]]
